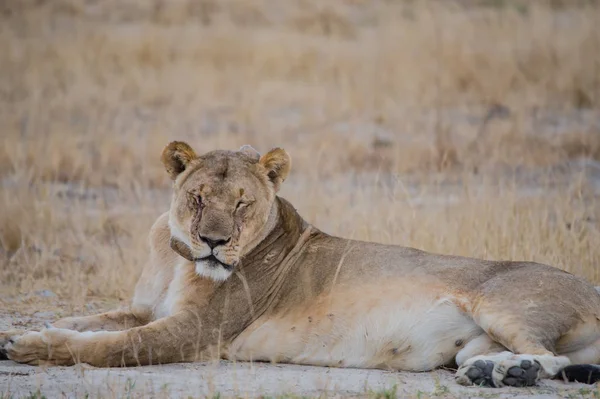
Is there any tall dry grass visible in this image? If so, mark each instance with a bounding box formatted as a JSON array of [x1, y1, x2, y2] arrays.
[[0, 0, 599, 308]]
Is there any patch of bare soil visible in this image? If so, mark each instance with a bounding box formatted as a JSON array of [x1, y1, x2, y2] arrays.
[[0, 355, 595, 398]]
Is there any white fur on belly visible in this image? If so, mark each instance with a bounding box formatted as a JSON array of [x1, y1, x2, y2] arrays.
[[291, 297, 482, 371], [228, 282, 483, 371]]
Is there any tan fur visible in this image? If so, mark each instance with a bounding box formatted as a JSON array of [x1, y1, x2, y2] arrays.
[[3, 142, 600, 388]]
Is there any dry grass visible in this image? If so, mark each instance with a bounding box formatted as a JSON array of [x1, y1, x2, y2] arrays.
[[0, 0, 599, 308]]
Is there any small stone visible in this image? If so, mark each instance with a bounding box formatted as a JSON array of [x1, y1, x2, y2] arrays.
[[34, 290, 56, 298], [33, 311, 55, 319]]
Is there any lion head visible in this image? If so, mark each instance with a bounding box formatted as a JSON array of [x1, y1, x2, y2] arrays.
[[161, 141, 291, 281]]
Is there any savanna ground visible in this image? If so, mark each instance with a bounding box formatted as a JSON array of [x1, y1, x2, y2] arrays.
[[0, 0, 600, 397]]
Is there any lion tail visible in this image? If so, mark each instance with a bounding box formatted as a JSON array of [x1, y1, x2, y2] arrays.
[[555, 365, 600, 384]]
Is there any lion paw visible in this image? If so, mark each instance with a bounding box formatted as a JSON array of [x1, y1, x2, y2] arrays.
[[5, 328, 79, 366], [456, 352, 542, 387], [0, 330, 27, 360]]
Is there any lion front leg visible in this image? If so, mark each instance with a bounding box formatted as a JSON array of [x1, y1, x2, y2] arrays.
[[0, 309, 153, 362], [0, 329, 26, 360], [5, 310, 209, 366], [51, 309, 152, 332]]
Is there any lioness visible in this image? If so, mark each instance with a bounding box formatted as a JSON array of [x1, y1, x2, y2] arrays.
[[2, 142, 600, 388]]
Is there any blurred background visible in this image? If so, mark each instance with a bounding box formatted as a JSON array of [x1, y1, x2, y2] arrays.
[[0, 0, 598, 316]]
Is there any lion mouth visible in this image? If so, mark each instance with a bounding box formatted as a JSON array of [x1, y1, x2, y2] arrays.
[[170, 237, 233, 269], [200, 254, 233, 270]]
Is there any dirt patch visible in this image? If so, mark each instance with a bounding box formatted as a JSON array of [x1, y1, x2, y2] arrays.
[[0, 358, 595, 399]]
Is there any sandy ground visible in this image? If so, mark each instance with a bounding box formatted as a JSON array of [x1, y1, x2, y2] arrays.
[[0, 354, 596, 399]]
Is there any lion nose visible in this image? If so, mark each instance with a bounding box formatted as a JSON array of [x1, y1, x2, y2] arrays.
[[200, 235, 230, 249]]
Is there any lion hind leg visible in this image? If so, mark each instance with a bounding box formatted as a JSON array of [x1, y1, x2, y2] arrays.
[[455, 332, 569, 388], [563, 337, 600, 364], [456, 296, 600, 387], [456, 302, 574, 387], [455, 333, 506, 367]]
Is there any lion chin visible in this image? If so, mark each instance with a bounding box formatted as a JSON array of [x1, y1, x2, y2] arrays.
[[2, 141, 600, 391], [195, 256, 233, 282]]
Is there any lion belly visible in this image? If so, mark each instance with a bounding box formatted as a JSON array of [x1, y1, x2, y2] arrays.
[[226, 280, 483, 371]]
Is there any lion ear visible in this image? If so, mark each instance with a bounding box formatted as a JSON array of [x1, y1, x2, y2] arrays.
[[239, 144, 261, 161], [161, 141, 198, 180], [259, 147, 291, 191]]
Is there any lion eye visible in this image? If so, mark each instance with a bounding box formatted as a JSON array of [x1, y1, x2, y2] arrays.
[[235, 198, 254, 213], [187, 192, 203, 208]]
